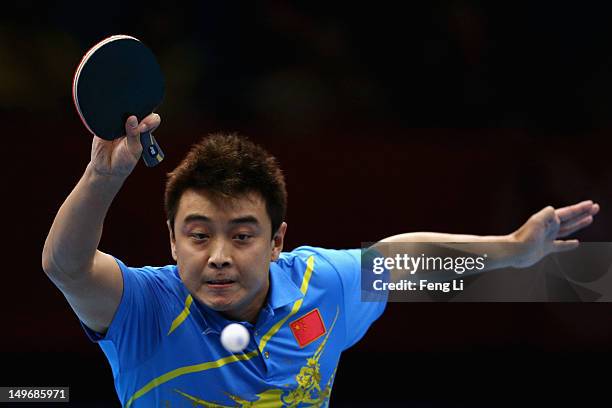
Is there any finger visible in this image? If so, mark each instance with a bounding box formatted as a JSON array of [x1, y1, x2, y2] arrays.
[[124, 115, 139, 137], [557, 215, 593, 238], [556, 200, 594, 222], [124, 115, 142, 156], [552, 239, 579, 253], [138, 113, 161, 134]]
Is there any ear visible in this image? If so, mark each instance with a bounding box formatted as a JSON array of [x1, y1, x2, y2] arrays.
[[167, 220, 177, 261], [271, 222, 288, 261]]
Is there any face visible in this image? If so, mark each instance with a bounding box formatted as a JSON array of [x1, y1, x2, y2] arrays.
[[169, 189, 287, 323]]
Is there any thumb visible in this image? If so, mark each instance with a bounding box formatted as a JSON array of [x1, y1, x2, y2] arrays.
[[534, 206, 561, 236], [533, 206, 556, 223]]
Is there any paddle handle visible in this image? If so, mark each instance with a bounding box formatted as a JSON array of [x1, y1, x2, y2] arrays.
[[139, 131, 164, 167]]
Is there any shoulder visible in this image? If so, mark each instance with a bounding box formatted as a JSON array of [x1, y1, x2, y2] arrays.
[[115, 258, 178, 278], [113, 258, 182, 296], [276, 246, 361, 284], [282, 246, 360, 268]]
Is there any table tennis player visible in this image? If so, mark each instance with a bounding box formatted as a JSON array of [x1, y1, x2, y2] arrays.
[[42, 114, 600, 407]]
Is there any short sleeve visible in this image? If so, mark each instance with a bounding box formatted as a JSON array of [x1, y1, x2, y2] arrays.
[[81, 257, 171, 371], [310, 248, 388, 350]]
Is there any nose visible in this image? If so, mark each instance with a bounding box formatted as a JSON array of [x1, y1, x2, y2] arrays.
[[208, 239, 232, 269]]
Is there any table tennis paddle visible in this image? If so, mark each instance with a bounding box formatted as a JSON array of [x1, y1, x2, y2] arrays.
[[73, 35, 165, 167]]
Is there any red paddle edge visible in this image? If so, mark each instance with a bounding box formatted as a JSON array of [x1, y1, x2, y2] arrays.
[[72, 34, 140, 137]]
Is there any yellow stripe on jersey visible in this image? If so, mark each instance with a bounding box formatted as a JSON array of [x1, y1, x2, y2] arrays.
[[125, 350, 259, 408], [258, 255, 314, 351], [167, 294, 193, 335]]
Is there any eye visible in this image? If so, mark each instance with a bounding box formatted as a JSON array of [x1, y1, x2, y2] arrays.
[[234, 234, 252, 242], [190, 233, 209, 241]]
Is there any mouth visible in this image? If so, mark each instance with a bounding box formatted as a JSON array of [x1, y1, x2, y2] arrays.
[[205, 278, 236, 288]]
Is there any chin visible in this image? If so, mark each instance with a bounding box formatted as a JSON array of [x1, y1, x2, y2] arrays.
[[198, 292, 239, 312]]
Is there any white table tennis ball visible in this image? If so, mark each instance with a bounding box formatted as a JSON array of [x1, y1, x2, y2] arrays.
[[220, 323, 250, 353]]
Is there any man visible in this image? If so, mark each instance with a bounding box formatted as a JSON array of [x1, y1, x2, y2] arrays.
[[42, 114, 600, 407]]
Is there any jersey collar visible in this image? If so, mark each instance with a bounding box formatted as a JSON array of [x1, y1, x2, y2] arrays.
[[267, 260, 303, 310], [188, 261, 303, 332]]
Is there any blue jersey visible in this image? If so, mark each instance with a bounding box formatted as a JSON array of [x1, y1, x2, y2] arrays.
[[82, 246, 387, 407]]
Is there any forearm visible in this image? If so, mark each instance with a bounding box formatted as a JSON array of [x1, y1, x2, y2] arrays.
[[42, 163, 126, 279], [380, 232, 518, 271]]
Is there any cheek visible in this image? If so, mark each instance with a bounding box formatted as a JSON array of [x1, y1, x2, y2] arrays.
[[237, 247, 270, 282], [175, 239, 198, 259], [175, 243, 204, 276]]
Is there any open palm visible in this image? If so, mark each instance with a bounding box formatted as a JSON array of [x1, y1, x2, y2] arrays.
[[511, 200, 600, 268]]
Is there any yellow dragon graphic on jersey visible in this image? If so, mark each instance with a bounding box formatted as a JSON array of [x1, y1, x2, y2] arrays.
[[173, 307, 340, 407]]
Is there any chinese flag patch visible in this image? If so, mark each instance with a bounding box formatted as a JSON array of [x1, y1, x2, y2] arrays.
[[289, 309, 326, 348]]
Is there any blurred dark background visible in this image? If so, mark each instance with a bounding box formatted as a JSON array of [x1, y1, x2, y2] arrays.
[[2, 1, 612, 406]]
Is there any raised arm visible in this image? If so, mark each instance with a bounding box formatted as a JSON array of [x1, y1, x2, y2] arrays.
[[380, 200, 600, 272], [41, 114, 160, 333]]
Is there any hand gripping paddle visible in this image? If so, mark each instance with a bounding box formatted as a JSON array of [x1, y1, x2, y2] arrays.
[[73, 35, 165, 167]]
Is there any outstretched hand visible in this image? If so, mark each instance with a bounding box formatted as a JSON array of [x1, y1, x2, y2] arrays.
[[510, 200, 600, 268]]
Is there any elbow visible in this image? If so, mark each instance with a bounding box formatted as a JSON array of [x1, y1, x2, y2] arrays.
[[41, 243, 57, 277], [41, 246, 71, 288], [41, 242, 94, 285], [41, 239, 66, 280]]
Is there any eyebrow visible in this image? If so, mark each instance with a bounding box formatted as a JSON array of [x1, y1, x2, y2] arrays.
[[183, 214, 261, 226]]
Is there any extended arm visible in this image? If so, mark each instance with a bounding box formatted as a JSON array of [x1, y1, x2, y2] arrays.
[[380, 201, 600, 273], [42, 114, 160, 333]]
